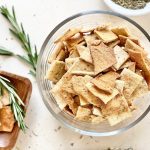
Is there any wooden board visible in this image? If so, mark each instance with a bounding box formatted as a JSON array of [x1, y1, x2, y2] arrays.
[[0, 71, 32, 150]]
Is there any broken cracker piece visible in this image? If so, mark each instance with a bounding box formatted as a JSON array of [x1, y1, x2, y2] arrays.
[[92, 106, 102, 116], [90, 42, 116, 75], [86, 82, 119, 104], [65, 58, 78, 70], [75, 106, 91, 121], [115, 80, 125, 93], [94, 30, 118, 43], [107, 111, 132, 126], [107, 40, 120, 48], [121, 68, 143, 99], [69, 58, 94, 75], [55, 28, 81, 43], [79, 95, 89, 106], [46, 60, 66, 83], [111, 27, 130, 36], [48, 42, 64, 63], [125, 39, 147, 56], [92, 71, 120, 94], [113, 45, 129, 70], [127, 49, 150, 87], [72, 76, 102, 107]]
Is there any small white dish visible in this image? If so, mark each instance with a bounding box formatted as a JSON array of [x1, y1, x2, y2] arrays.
[[104, 0, 150, 16]]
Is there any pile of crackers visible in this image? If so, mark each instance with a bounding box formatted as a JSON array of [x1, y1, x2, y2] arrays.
[[46, 24, 150, 126]]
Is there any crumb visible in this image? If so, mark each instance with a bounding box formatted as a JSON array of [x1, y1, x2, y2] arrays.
[[90, 136, 93, 139], [70, 143, 74, 146], [57, 126, 61, 130], [79, 135, 83, 139], [28, 146, 31, 149], [33, 14, 36, 17], [32, 130, 38, 136], [5, 38, 8, 41], [10, 37, 13, 40]]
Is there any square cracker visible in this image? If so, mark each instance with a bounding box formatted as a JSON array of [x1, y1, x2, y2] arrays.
[[120, 68, 143, 99], [107, 111, 132, 126], [101, 94, 129, 116], [111, 27, 130, 36], [92, 71, 120, 94], [72, 75, 102, 107], [113, 45, 129, 70], [55, 28, 81, 43], [125, 39, 147, 56], [90, 42, 117, 75], [127, 49, 150, 87], [46, 60, 66, 83], [94, 30, 118, 43], [86, 82, 119, 104], [69, 58, 94, 75], [76, 45, 88, 56]]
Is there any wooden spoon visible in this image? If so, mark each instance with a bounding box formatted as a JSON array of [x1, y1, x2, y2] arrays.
[[0, 71, 32, 150]]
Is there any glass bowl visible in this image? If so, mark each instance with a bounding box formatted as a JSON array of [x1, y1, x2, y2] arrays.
[[37, 11, 150, 136]]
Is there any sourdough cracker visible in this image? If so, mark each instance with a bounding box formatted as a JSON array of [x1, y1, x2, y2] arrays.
[[48, 42, 64, 63], [86, 82, 119, 104], [121, 68, 143, 99], [79, 95, 89, 106], [107, 111, 132, 126], [94, 30, 118, 43], [107, 40, 120, 48], [65, 58, 78, 70], [101, 94, 129, 116], [46, 60, 66, 83], [55, 28, 81, 43], [92, 71, 120, 93], [69, 58, 94, 75], [127, 49, 150, 87], [111, 27, 130, 36], [113, 45, 129, 70], [90, 42, 116, 75], [72, 76, 102, 107], [125, 39, 147, 56]]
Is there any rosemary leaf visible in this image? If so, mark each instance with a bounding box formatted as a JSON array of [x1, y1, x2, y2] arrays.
[[0, 46, 14, 56]]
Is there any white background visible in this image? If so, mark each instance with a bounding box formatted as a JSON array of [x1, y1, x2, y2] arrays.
[[0, 0, 150, 150]]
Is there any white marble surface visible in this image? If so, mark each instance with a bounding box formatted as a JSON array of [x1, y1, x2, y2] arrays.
[[0, 0, 150, 150]]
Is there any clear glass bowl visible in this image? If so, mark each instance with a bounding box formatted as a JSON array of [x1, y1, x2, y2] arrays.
[[37, 11, 150, 136]]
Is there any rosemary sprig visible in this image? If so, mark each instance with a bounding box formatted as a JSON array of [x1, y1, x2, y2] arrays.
[[0, 46, 14, 56], [0, 75, 27, 132], [0, 6, 38, 76]]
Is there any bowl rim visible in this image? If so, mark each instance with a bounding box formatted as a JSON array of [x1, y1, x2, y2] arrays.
[[37, 10, 150, 136]]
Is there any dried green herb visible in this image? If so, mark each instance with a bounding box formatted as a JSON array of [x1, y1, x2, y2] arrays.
[[112, 0, 150, 9]]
